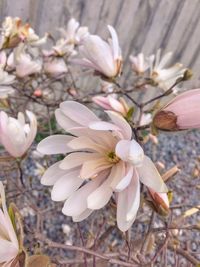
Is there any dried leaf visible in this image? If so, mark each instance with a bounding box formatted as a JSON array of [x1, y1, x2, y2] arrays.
[[162, 166, 180, 182], [26, 255, 54, 267]]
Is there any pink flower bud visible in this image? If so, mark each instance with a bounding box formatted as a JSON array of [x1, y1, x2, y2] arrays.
[[33, 88, 42, 97], [92, 95, 129, 117], [153, 89, 200, 131]]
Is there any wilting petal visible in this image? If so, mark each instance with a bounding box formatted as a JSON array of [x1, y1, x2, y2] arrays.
[[51, 169, 83, 201], [137, 156, 168, 192], [37, 135, 73, 155], [115, 139, 144, 166]]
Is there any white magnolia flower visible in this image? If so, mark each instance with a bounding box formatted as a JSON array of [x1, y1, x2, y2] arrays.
[[38, 101, 167, 231], [73, 25, 122, 78], [150, 49, 186, 91], [43, 18, 88, 57], [59, 18, 89, 45], [0, 110, 37, 158], [0, 182, 20, 266]]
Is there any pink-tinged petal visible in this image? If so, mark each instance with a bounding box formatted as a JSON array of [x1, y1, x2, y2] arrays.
[[67, 136, 107, 153], [51, 169, 83, 201], [41, 161, 67, 185], [89, 121, 121, 132], [60, 101, 100, 127], [55, 109, 80, 132], [62, 173, 105, 216], [0, 239, 18, 263], [59, 152, 96, 170], [106, 111, 132, 139], [80, 157, 112, 179], [107, 25, 120, 60], [92, 96, 112, 110], [37, 135, 73, 155], [115, 139, 144, 166], [137, 156, 168, 193], [72, 209, 93, 222], [107, 95, 125, 114], [116, 174, 140, 232], [115, 164, 134, 192]]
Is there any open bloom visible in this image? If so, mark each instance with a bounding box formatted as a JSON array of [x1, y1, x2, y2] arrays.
[[0, 110, 37, 158], [43, 18, 88, 57], [59, 18, 89, 46], [0, 182, 19, 266], [92, 95, 130, 117], [153, 89, 200, 131], [129, 53, 149, 74], [73, 25, 122, 78], [150, 49, 186, 91], [38, 101, 167, 231]]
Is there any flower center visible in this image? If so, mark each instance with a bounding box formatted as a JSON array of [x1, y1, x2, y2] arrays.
[[107, 151, 120, 164]]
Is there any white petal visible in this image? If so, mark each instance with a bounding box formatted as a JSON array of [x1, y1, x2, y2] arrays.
[[60, 101, 100, 127], [37, 135, 73, 155], [67, 136, 107, 153], [59, 152, 96, 170], [0, 239, 18, 263], [72, 209, 93, 222], [51, 169, 83, 201], [115, 165, 133, 192], [137, 156, 168, 192], [62, 173, 105, 217], [55, 109, 79, 132], [117, 171, 140, 231], [89, 121, 121, 132], [87, 169, 114, 210], [107, 25, 120, 60], [115, 139, 144, 166], [41, 161, 67, 185], [106, 111, 132, 139]]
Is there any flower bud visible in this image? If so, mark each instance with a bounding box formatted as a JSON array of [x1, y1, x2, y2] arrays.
[[153, 89, 200, 131]]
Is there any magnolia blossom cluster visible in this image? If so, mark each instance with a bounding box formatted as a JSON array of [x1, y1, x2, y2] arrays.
[[0, 17, 89, 98], [38, 101, 168, 231]]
